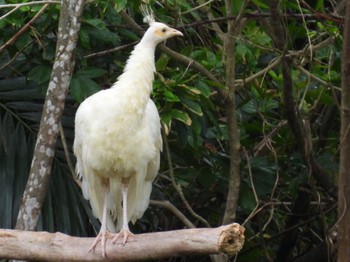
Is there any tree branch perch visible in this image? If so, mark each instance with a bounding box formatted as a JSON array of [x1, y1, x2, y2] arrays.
[[0, 223, 245, 261]]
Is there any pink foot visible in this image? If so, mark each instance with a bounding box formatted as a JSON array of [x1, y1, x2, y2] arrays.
[[111, 229, 134, 245], [88, 230, 112, 257]]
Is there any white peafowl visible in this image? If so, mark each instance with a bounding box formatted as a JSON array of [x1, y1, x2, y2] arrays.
[[73, 7, 183, 257]]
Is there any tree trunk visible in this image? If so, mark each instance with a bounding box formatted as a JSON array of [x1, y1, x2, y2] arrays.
[[338, 0, 350, 260], [0, 223, 245, 261], [15, 0, 85, 230], [221, 0, 245, 227]]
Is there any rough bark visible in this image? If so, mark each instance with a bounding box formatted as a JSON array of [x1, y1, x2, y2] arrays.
[[15, 0, 85, 230], [338, 0, 350, 260], [0, 223, 245, 261]]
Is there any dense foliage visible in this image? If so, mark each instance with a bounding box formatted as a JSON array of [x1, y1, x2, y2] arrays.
[[0, 0, 343, 260]]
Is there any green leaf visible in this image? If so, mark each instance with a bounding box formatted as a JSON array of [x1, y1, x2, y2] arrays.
[[70, 76, 101, 102], [163, 89, 180, 102], [84, 18, 106, 29], [180, 97, 203, 116], [198, 169, 215, 189], [114, 0, 127, 12], [160, 112, 172, 135], [161, 109, 192, 129], [190, 113, 202, 135], [262, 99, 279, 112], [179, 84, 202, 95], [242, 100, 257, 114], [15, 33, 32, 50], [239, 182, 257, 212], [79, 28, 91, 49], [236, 43, 249, 59], [76, 68, 107, 79], [89, 28, 120, 44], [170, 109, 192, 125], [28, 65, 52, 84], [197, 80, 212, 97], [251, 0, 269, 8], [205, 80, 224, 89], [156, 54, 170, 71]]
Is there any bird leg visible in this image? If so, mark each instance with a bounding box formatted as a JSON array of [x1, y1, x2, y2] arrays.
[[112, 179, 133, 245], [88, 181, 111, 257]]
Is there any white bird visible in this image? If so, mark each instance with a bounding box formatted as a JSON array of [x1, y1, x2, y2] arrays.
[[73, 7, 183, 257]]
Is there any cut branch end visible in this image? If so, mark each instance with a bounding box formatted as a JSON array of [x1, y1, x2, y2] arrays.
[[218, 223, 245, 256]]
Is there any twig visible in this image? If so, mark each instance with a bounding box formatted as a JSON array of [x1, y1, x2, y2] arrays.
[[150, 200, 195, 228], [243, 204, 336, 253], [242, 150, 260, 227], [253, 120, 288, 156], [0, 1, 60, 20], [84, 41, 138, 59], [260, 119, 280, 233], [58, 122, 81, 187], [0, 5, 20, 20], [296, 0, 313, 112], [0, 1, 60, 8], [0, 41, 33, 70], [234, 35, 337, 90], [182, 13, 344, 29], [299, 0, 344, 24], [0, 4, 50, 55], [0, 104, 35, 135], [162, 127, 211, 228], [181, 0, 215, 15], [197, 0, 225, 42], [235, 56, 282, 89], [293, 64, 340, 91]]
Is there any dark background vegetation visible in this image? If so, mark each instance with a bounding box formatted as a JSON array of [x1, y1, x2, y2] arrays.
[[0, 0, 345, 261]]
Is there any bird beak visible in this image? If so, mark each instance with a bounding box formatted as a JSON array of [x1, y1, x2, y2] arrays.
[[171, 28, 183, 37]]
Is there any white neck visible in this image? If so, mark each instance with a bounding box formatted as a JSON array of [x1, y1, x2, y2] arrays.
[[123, 41, 156, 77], [111, 40, 157, 114]]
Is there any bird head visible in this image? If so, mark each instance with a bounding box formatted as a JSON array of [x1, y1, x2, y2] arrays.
[[140, 5, 183, 46], [145, 22, 183, 44]]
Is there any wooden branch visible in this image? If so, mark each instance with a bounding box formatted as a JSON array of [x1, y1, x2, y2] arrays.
[[0, 224, 245, 261], [221, 0, 247, 225]]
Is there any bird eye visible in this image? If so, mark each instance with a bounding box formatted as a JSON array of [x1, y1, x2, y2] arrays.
[[161, 28, 167, 33]]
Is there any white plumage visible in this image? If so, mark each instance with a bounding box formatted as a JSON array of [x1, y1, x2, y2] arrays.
[[73, 8, 182, 257]]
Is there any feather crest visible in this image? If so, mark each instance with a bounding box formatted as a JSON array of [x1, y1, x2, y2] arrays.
[[140, 5, 155, 25]]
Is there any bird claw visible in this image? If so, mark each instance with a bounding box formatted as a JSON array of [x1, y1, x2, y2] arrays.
[[111, 229, 134, 245], [88, 230, 112, 257]]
